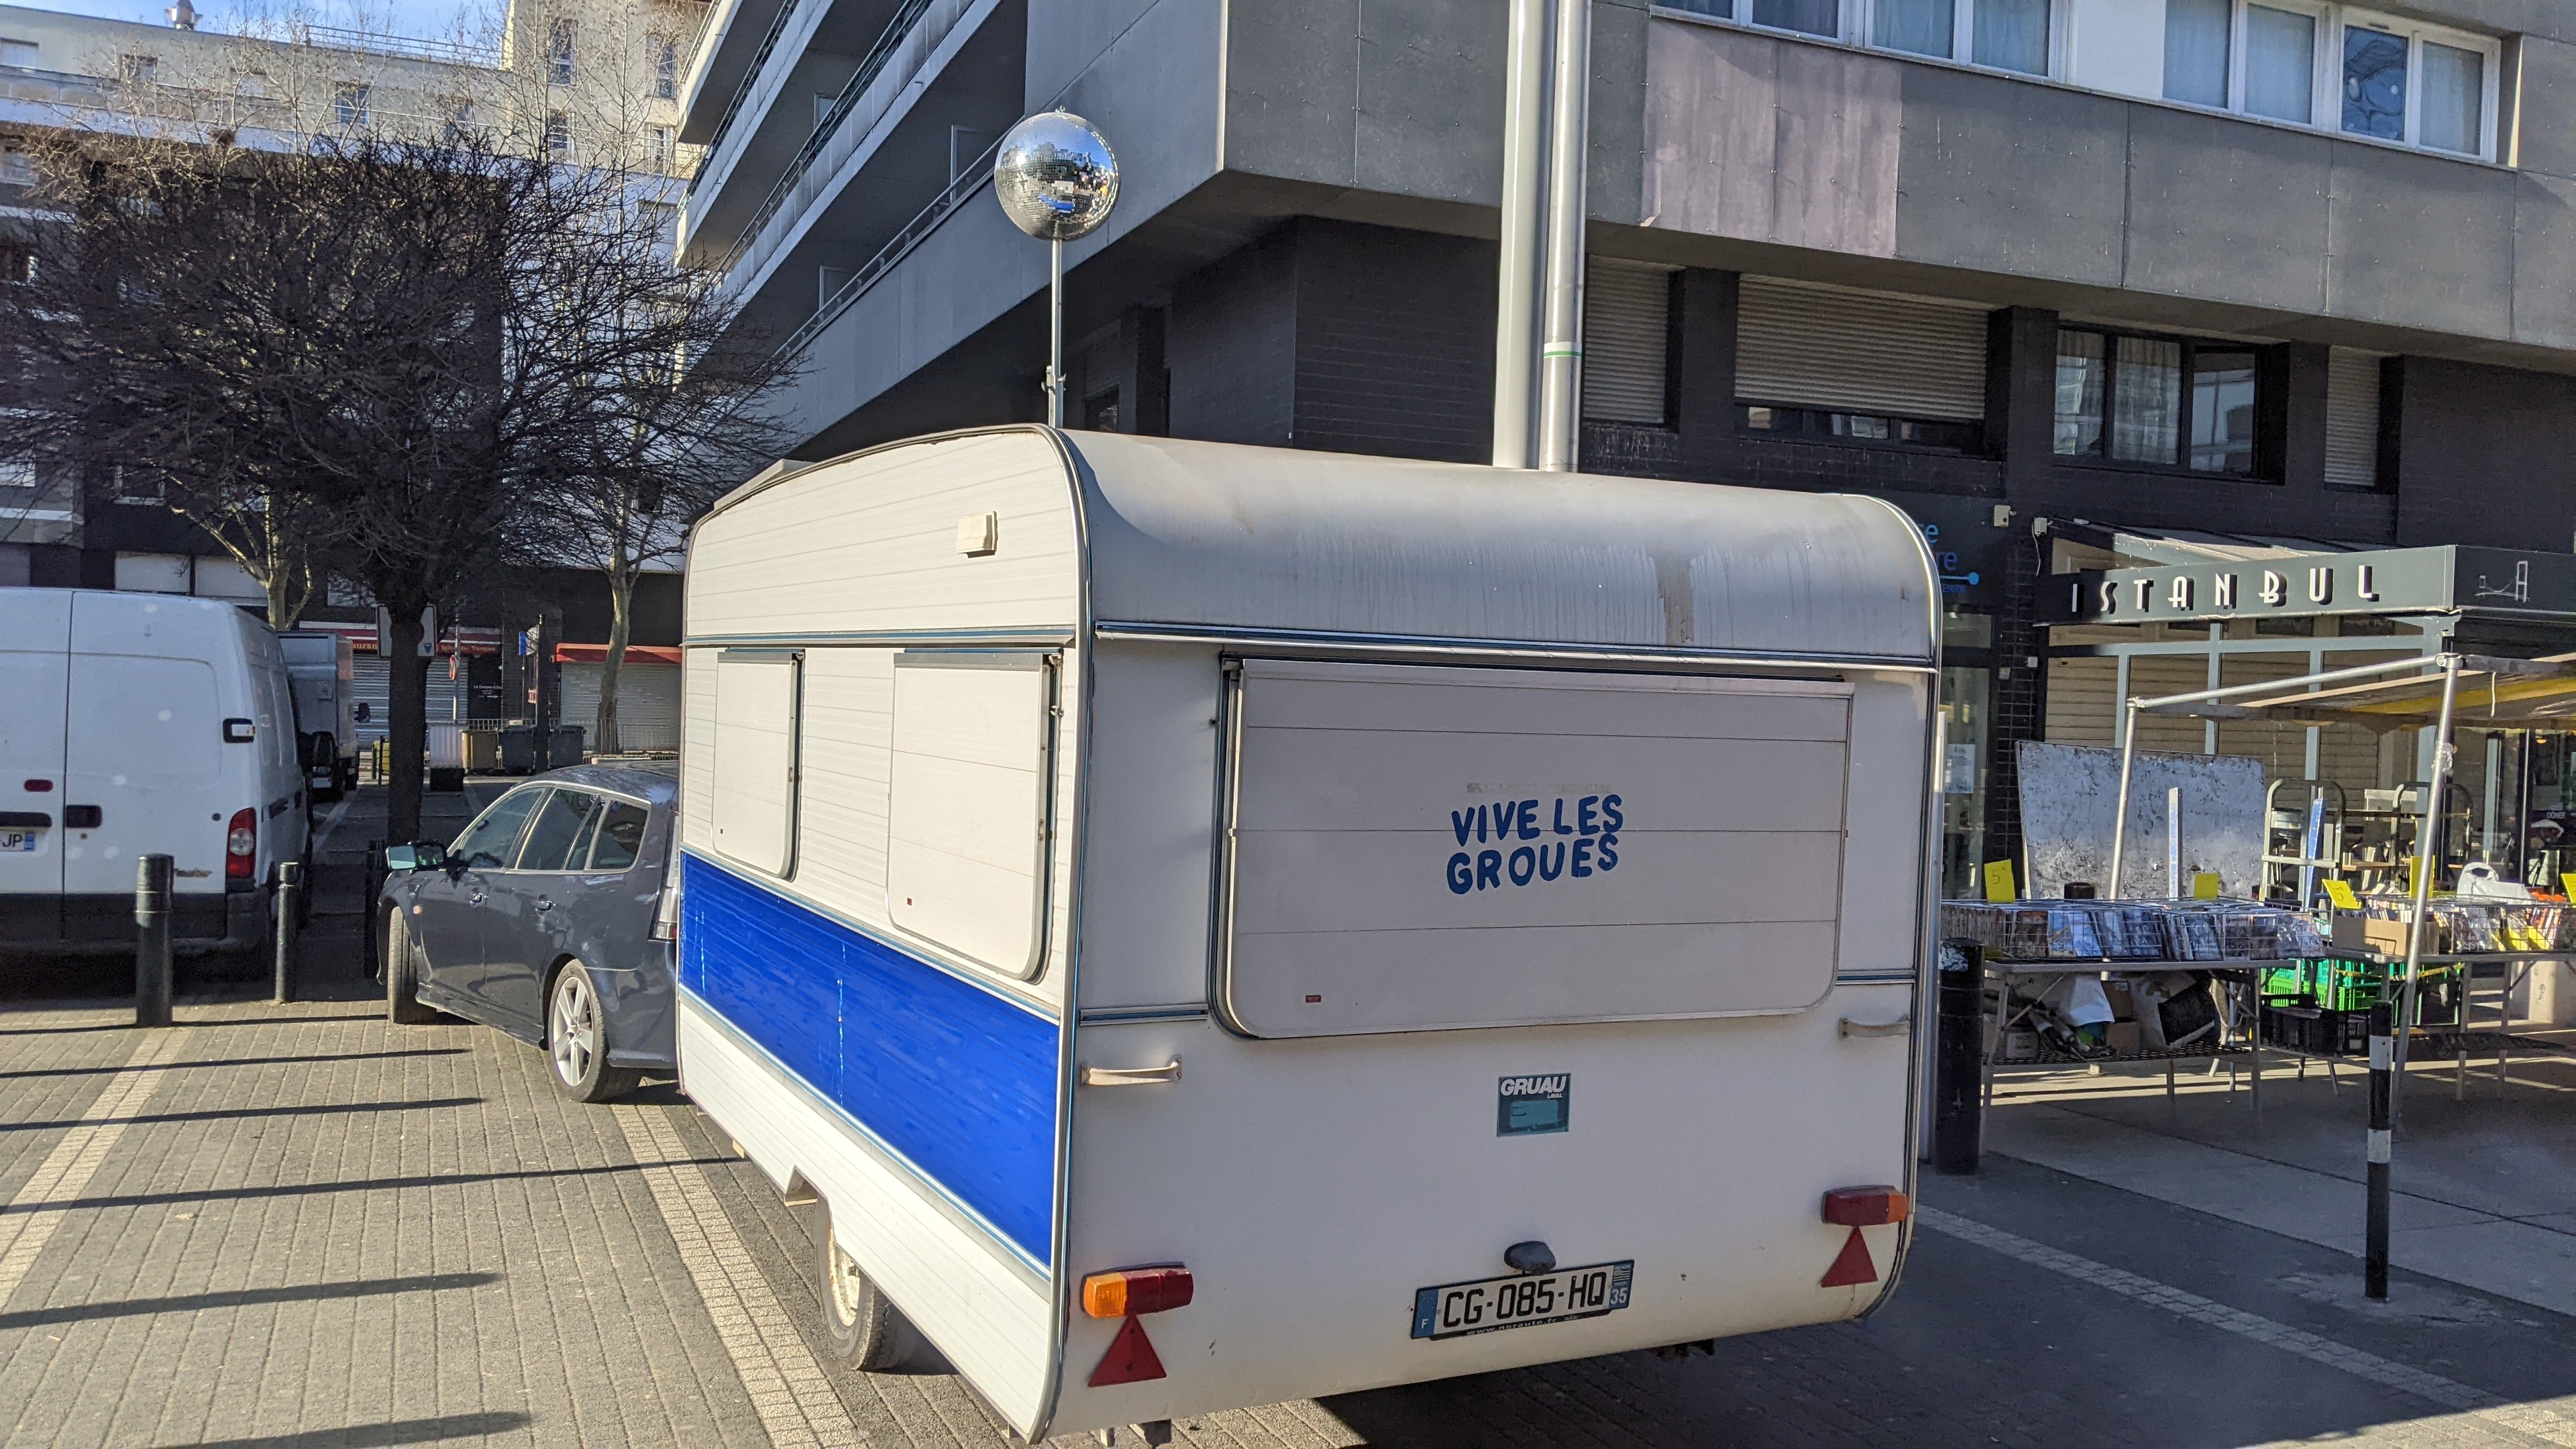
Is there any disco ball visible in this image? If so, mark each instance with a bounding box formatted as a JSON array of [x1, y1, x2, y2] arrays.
[[993, 111, 1118, 243]]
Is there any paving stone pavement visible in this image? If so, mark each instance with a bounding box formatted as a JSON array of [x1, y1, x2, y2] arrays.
[[0, 993, 2571, 1448]]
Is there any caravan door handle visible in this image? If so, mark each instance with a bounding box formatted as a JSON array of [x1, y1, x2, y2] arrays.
[[1079, 1059, 1182, 1087], [1838, 1015, 1912, 1039]]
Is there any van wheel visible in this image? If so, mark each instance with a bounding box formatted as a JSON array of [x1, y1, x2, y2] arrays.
[[812, 1202, 946, 1374], [547, 961, 640, 1104], [385, 910, 437, 1024]]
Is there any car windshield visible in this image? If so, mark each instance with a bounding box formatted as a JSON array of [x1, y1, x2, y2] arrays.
[[588, 800, 649, 870], [449, 789, 543, 869], [517, 789, 599, 871]]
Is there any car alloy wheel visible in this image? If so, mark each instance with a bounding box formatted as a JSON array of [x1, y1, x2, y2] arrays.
[[545, 961, 641, 1104]]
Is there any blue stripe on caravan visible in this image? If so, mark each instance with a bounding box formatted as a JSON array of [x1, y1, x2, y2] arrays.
[[678, 854, 1058, 1267]]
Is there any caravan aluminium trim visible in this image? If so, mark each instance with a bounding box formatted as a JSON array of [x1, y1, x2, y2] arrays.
[[676, 427, 1942, 1439]]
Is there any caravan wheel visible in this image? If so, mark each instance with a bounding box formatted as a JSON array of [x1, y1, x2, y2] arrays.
[[812, 1203, 946, 1374]]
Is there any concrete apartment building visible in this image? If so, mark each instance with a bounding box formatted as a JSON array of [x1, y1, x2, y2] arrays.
[[678, 0, 2576, 894], [1, 0, 702, 745]]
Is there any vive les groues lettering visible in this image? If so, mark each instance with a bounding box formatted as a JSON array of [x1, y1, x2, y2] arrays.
[[1446, 794, 1622, 893]]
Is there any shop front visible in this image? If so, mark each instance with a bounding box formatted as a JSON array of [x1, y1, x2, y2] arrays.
[[2039, 537, 2576, 901]]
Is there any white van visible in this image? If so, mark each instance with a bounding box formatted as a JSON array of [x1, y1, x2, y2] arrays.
[[0, 588, 311, 955], [676, 429, 1938, 1442]]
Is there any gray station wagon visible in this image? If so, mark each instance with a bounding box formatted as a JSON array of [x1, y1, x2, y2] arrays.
[[378, 766, 679, 1102]]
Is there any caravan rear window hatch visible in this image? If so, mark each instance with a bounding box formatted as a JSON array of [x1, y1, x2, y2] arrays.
[[1218, 659, 1854, 1038]]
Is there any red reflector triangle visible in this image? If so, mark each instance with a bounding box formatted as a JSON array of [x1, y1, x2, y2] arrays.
[[1819, 1226, 1878, 1288], [1089, 1314, 1168, 1387]]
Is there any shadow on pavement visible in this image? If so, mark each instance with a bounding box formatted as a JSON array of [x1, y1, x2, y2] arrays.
[[0, 1271, 500, 1332], [160, 1411, 533, 1449], [18, 1154, 738, 1216], [0, 1094, 482, 1134]]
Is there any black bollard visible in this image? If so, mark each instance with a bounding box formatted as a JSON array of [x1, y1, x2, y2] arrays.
[[273, 860, 302, 1005], [134, 853, 173, 1028], [2366, 1000, 2393, 1299], [1932, 939, 1986, 1175]]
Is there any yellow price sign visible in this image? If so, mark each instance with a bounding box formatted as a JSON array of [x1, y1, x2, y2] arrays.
[[2323, 879, 2362, 911], [2561, 872, 2576, 902], [1982, 859, 2017, 903], [2192, 872, 2222, 900]]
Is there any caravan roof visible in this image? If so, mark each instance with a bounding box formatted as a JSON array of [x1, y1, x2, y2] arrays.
[[690, 429, 1939, 665]]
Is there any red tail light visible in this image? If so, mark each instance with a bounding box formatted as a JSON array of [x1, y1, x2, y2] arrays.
[[1081, 1265, 1193, 1318], [649, 863, 681, 943], [226, 808, 257, 880], [1821, 1185, 1911, 1227]]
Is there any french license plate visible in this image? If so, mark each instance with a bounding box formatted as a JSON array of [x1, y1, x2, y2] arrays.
[[1410, 1260, 1633, 1340], [1, 831, 37, 853]]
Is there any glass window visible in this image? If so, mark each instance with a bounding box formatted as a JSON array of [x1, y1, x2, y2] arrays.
[[2188, 350, 2259, 474], [449, 789, 543, 869], [2057, 329, 2267, 475], [515, 789, 599, 871], [2053, 331, 2104, 456], [2341, 27, 2406, 140], [2420, 40, 2483, 154], [1973, 0, 2049, 74], [2244, 6, 2316, 123], [651, 34, 678, 100], [588, 801, 649, 871], [1879, 0, 1953, 57], [2163, 0, 2231, 107], [547, 17, 575, 85], [1750, 0, 1837, 37], [2111, 336, 2182, 464]]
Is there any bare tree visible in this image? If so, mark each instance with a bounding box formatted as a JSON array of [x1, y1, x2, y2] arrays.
[[519, 240, 798, 752], [0, 121, 743, 838]]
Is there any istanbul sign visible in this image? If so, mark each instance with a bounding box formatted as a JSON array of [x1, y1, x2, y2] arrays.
[[2041, 545, 2576, 626]]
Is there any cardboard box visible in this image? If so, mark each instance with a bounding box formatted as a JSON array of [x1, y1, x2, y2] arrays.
[[2330, 912, 2370, 951], [2104, 1021, 2143, 1056], [2361, 916, 2441, 957]]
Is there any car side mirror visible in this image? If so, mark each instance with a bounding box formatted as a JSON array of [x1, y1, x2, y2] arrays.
[[386, 841, 447, 873]]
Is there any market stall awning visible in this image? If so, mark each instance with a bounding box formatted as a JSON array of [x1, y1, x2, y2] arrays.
[[2132, 653, 2576, 729]]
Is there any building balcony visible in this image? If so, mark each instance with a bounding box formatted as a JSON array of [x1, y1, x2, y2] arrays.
[[696, 0, 1019, 345]]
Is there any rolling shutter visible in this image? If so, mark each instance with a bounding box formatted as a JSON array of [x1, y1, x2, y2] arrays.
[[2041, 657, 2118, 749], [561, 661, 682, 753], [2324, 347, 2385, 489], [1581, 261, 1673, 425], [350, 653, 469, 743], [1735, 278, 1990, 421]]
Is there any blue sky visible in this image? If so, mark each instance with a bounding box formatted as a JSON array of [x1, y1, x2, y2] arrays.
[[16, 0, 496, 47]]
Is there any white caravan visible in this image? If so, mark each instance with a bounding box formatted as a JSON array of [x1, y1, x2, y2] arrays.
[[0, 589, 309, 955], [676, 429, 1939, 1441]]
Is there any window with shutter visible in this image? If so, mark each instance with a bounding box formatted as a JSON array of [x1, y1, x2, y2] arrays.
[[1580, 261, 1673, 427], [2324, 347, 2385, 490], [1735, 278, 1989, 449]]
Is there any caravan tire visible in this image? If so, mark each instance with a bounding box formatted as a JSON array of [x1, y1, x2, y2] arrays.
[[385, 911, 437, 1024], [812, 1203, 946, 1374]]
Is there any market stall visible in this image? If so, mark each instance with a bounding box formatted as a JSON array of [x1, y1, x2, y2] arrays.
[[2113, 651, 2576, 1097]]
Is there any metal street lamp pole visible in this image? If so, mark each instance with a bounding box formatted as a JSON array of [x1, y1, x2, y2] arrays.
[[995, 111, 1118, 429]]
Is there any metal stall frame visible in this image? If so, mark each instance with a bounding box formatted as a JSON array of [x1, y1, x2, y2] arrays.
[[2106, 650, 2576, 1106]]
